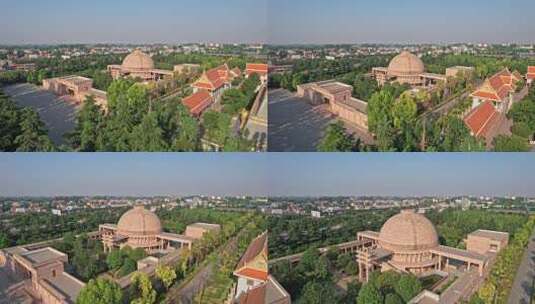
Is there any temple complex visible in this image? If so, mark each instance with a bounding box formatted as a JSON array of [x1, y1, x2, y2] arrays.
[[470, 68, 522, 113], [232, 232, 291, 304], [354, 210, 507, 282], [0, 206, 221, 304], [42, 75, 108, 108], [371, 51, 453, 87], [107, 49, 173, 82], [192, 64, 240, 101], [99, 205, 220, 254], [297, 80, 368, 130]]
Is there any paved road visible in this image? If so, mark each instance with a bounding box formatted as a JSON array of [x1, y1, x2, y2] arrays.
[[440, 270, 481, 304], [508, 228, 535, 304], [2, 83, 78, 146], [168, 262, 215, 304], [268, 89, 338, 151]]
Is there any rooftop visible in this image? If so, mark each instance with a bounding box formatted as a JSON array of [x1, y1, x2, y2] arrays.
[[469, 229, 509, 242], [19, 247, 66, 266], [43, 273, 85, 304]]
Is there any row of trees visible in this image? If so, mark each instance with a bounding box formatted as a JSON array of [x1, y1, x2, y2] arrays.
[[0, 207, 127, 249], [473, 215, 535, 303]]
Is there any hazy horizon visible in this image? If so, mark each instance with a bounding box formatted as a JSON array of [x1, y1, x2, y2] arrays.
[[1, 0, 534, 45], [0, 0, 267, 45], [1, 154, 535, 197], [268, 0, 535, 45]]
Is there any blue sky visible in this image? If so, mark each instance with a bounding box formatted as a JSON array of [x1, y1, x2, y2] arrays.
[[0, 153, 534, 197], [0, 0, 267, 44], [1, 0, 533, 45], [268, 0, 535, 44]]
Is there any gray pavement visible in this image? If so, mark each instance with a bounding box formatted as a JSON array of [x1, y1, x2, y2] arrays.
[[508, 228, 535, 304], [2, 83, 79, 146], [268, 89, 338, 151]]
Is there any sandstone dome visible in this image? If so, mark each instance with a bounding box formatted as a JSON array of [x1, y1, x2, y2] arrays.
[[117, 205, 162, 236], [379, 209, 439, 252], [387, 51, 425, 76], [122, 50, 154, 70]]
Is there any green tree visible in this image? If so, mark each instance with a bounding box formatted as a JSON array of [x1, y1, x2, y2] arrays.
[[69, 96, 103, 151], [130, 112, 168, 151], [118, 258, 137, 277], [385, 293, 404, 304], [76, 278, 123, 304], [155, 264, 177, 290], [317, 122, 360, 152], [14, 108, 54, 152], [493, 134, 530, 152], [300, 281, 337, 304], [106, 249, 124, 270], [395, 274, 422, 302], [357, 284, 383, 304], [131, 272, 157, 304], [0, 233, 9, 248], [392, 93, 418, 151]]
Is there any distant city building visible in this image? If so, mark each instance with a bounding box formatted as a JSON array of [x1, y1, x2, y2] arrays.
[[107, 49, 173, 82], [173, 63, 201, 74], [311, 211, 321, 218]]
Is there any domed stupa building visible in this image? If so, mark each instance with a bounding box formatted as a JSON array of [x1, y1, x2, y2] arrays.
[[107, 49, 174, 82], [355, 210, 508, 282], [371, 51, 472, 87], [99, 205, 220, 254]]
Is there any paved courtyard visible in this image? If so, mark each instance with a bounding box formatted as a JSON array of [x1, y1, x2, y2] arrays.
[[3, 83, 79, 146], [269, 89, 376, 151], [268, 89, 335, 151]]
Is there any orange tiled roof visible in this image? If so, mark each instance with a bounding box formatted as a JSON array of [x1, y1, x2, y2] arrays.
[[182, 90, 213, 116], [471, 68, 517, 102], [246, 63, 268, 76], [238, 284, 266, 304], [234, 232, 268, 281], [464, 101, 498, 137], [527, 66, 535, 79], [235, 268, 269, 281], [193, 64, 231, 91]]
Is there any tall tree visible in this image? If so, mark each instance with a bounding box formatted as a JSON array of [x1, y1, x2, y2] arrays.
[[14, 108, 54, 152], [69, 95, 103, 151], [76, 278, 123, 304], [131, 272, 157, 304]]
